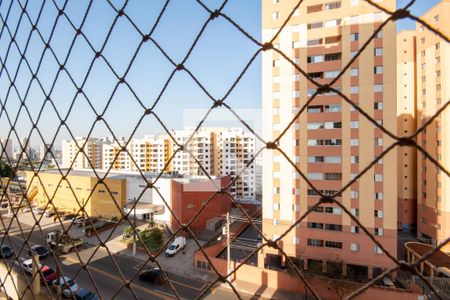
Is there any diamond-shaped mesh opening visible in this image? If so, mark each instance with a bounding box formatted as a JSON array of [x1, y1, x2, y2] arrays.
[[0, 0, 449, 299]]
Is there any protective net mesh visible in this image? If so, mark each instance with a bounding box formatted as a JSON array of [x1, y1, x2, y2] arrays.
[[0, 0, 449, 299]]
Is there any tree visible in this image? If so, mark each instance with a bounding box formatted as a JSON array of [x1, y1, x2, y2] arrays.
[[0, 161, 13, 178], [326, 261, 358, 300]]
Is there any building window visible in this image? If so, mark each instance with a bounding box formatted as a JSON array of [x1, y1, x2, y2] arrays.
[[351, 156, 359, 164], [350, 68, 358, 76], [350, 86, 359, 94], [351, 32, 359, 41], [433, 15, 439, 22], [421, 37, 425, 44], [292, 41, 301, 49], [374, 210, 383, 218], [350, 121, 359, 129], [375, 228, 383, 236], [324, 1, 341, 10], [350, 139, 359, 146], [307, 55, 324, 63], [273, 219, 280, 226], [292, 237, 300, 244], [307, 238, 323, 247], [272, 11, 280, 20], [351, 208, 359, 217], [374, 48, 383, 56], [374, 102, 383, 110], [350, 243, 359, 252], [307, 38, 322, 46], [374, 66, 383, 74], [351, 226, 359, 233], [374, 246, 383, 254], [374, 84, 383, 92], [375, 138, 383, 146], [324, 70, 340, 78], [374, 174, 383, 182], [325, 241, 342, 249], [375, 192, 383, 200]]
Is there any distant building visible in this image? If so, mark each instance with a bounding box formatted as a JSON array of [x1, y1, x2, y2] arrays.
[[0, 138, 13, 160], [40, 143, 54, 161], [61, 127, 256, 200], [62, 137, 103, 169], [26, 170, 231, 231]]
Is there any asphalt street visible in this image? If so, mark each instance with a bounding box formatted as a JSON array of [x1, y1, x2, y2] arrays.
[[0, 214, 252, 299]]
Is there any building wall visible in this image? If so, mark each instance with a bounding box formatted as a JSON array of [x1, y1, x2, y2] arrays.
[[170, 177, 232, 230], [397, 31, 417, 232], [26, 171, 126, 219], [415, 0, 450, 252], [262, 0, 398, 274]]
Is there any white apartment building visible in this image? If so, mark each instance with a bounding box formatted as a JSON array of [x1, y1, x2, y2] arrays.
[[171, 129, 214, 176], [61, 127, 256, 199], [62, 137, 103, 169]]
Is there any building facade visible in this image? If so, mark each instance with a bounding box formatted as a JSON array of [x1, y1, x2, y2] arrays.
[[62, 137, 103, 170], [262, 0, 397, 278], [62, 128, 256, 199], [397, 30, 418, 232], [413, 0, 450, 252]]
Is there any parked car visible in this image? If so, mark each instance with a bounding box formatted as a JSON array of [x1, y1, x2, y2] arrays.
[[165, 236, 186, 257], [20, 258, 42, 275], [1, 201, 9, 208], [32, 207, 44, 215], [138, 267, 167, 284], [28, 245, 49, 260], [74, 288, 99, 300], [74, 217, 96, 227], [52, 276, 79, 298], [40, 266, 57, 285], [0, 245, 13, 258], [44, 210, 56, 218], [62, 213, 78, 221]]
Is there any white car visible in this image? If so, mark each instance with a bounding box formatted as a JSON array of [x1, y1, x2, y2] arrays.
[[52, 276, 79, 298], [20, 258, 42, 275], [165, 236, 186, 257]]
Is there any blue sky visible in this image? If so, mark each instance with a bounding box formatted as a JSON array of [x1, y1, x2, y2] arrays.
[[0, 0, 441, 149]]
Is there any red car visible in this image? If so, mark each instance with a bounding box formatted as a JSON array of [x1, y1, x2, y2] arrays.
[[40, 266, 57, 285]]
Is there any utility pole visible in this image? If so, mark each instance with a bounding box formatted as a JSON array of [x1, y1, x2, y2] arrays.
[[31, 253, 40, 295], [226, 212, 230, 277], [81, 198, 85, 238], [132, 197, 136, 256], [55, 230, 61, 300]]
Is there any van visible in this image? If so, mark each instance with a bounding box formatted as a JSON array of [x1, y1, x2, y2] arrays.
[[165, 236, 186, 257]]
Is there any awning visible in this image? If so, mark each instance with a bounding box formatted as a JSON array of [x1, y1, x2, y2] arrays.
[[123, 202, 164, 215]]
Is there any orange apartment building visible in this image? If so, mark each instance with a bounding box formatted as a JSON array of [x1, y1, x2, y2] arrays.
[[397, 30, 417, 232], [262, 0, 398, 279], [412, 0, 450, 252]]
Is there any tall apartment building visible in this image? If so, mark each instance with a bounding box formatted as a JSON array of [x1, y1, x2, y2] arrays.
[[40, 143, 54, 161], [171, 129, 214, 177], [20, 137, 31, 159], [209, 128, 256, 199], [413, 0, 450, 252], [61, 128, 256, 199], [102, 136, 170, 173], [62, 137, 103, 169], [0, 138, 13, 161], [397, 31, 417, 232], [262, 0, 397, 278]]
